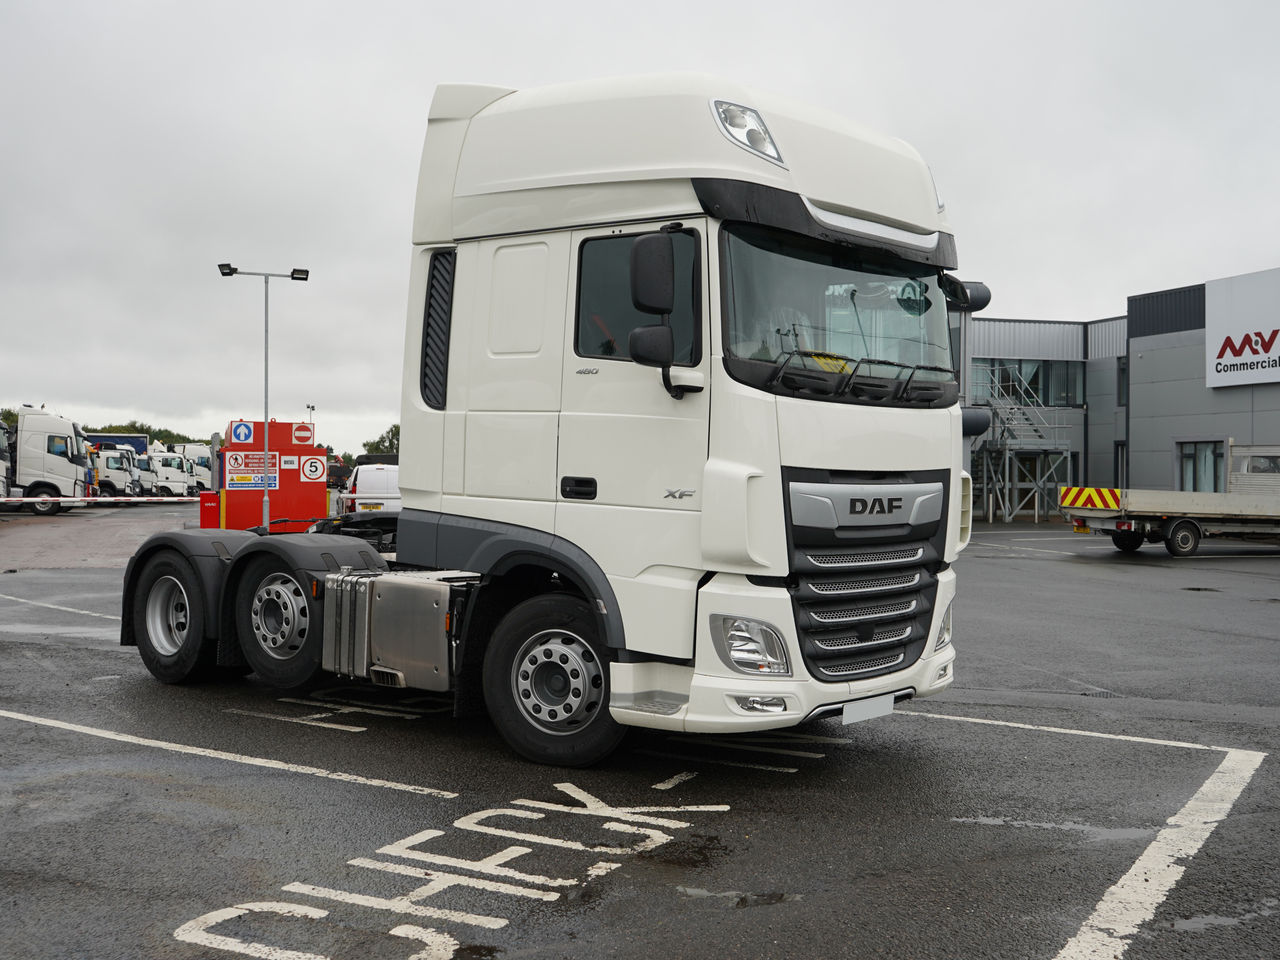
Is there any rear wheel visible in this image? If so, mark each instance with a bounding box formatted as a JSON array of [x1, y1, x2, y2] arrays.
[[482, 594, 624, 767], [233, 555, 322, 688], [1164, 520, 1200, 558], [133, 550, 215, 682], [1110, 531, 1144, 553]]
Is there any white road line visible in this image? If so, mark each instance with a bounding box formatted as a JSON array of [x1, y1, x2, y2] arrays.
[[281, 882, 506, 930], [0, 592, 121, 621], [635, 749, 798, 774], [224, 708, 368, 733], [652, 772, 698, 791], [277, 698, 425, 719], [1054, 748, 1266, 959], [899, 710, 1229, 752], [0, 709, 457, 798]]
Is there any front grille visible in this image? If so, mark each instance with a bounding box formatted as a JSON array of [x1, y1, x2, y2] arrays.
[[811, 598, 918, 623], [805, 546, 924, 568], [785, 469, 949, 684], [820, 652, 906, 677], [808, 571, 922, 596]]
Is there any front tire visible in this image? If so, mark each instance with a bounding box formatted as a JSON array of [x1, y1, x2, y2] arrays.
[[133, 550, 215, 682], [233, 555, 322, 688], [482, 595, 625, 767], [1164, 520, 1200, 558]]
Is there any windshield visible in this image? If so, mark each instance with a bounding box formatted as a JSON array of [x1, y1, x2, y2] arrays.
[[722, 223, 957, 406]]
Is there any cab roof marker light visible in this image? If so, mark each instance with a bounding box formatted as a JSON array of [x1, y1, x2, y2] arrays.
[[711, 99, 786, 168]]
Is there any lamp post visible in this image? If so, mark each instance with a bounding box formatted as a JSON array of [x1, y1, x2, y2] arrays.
[[217, 263, 309, 529], [305, 403, 315, 425]]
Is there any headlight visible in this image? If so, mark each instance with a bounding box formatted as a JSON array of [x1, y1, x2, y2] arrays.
[[711, 615, 791, 677], [934, 601, 954, 652]]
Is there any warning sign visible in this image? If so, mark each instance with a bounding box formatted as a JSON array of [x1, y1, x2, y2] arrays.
[[300, 456, 326, 482], [226, 452, 279, 490], [292, 422, 315, 445]]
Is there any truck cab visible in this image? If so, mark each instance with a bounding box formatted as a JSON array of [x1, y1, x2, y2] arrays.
[[173, 443, 213, 491], [14, 406, 89, 515], [94, 445, 140, 498], [151, 452, 196, 496], [135, 454, 159, 495]]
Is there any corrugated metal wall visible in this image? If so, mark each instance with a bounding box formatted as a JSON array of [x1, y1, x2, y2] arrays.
[[1127, 284, 1204, 339], [1087, 316, 1127, 358], [968, 319, 1084, 360]]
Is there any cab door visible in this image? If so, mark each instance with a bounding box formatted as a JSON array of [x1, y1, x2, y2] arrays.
[[555, 221, 712, 658]]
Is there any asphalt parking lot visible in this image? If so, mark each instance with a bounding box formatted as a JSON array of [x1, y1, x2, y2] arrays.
[[1, 505, 1276, 959]]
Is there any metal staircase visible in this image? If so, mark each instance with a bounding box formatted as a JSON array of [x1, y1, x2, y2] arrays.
[[970, 366, 1074, 522]]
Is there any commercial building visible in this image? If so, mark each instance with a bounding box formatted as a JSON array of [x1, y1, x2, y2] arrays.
[[954, 266, 1280, 519]]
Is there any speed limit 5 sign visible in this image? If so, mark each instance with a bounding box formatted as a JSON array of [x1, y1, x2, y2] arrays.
[[300, 456, 326, 482]]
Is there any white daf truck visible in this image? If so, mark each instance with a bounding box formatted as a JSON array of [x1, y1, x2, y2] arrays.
[[122, 75, 989, 765], [172, 442, 213, 491]]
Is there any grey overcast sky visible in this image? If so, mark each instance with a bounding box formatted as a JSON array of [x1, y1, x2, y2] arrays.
[[2, 0, 1278, 455]]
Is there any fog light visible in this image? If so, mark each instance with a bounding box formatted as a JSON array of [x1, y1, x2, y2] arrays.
[[934, 663, 951, 684], [711, 615, 791, 677], [934, 601, 954, 652], [734, 695, 788, 714]]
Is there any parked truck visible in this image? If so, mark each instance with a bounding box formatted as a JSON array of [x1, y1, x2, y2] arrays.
[[122, 76, 989, 765], [150, 450, 198, 497], [0, 421, 12, 499], [92, 444, 141, 498], [1062, 443, 1280, 556], [9, 405, 90, 515], [171, 442, 213, 491]]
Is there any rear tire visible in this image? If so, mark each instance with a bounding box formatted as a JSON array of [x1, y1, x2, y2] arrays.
[[133, 550, 215, 683], [1111, 531, 1144, 553], [482, 594, 625, 767], [1164, 520, 1200, 558], [233, 555, 322, 689]]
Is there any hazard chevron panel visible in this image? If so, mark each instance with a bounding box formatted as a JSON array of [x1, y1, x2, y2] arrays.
[[1059, 486, 1122, 510]]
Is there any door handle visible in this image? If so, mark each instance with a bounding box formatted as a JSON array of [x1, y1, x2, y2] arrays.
[[560, 476, 597, 500]]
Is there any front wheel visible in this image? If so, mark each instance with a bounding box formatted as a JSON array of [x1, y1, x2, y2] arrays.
[[233, 555, 322, 688], [1164, 520, 1200, 558], [482, 595, 625, 767], [133, 550, 215, 682]]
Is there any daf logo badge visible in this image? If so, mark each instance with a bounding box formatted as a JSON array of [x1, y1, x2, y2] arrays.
[[850, 496, 903, 515]]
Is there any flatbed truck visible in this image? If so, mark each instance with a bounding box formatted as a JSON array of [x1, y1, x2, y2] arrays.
[[122, 75, 990, 765], [1061, 444, 1280, 556]]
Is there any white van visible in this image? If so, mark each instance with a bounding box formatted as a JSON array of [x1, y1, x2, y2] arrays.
[[337, 463, 400, 514]]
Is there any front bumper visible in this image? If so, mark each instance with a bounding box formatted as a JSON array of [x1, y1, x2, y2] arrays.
[[609, 571, 956, 733]]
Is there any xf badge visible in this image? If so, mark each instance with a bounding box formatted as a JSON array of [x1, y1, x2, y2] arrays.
[[664, 489, 696, 499]]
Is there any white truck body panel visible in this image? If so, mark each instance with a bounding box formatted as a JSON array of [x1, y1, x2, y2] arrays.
[[14, 409, 87, 498]]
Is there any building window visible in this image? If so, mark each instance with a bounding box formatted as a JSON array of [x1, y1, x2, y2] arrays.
[[968, 358, 1083, 406], [1117, 356, 1128, 407], [1115, 441, 1128, 488], [1178, 441, 1224, 492], [575, 230, 699, 364]]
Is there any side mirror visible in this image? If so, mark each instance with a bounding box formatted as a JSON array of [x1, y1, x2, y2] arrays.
[[962, 407, 992, 437], [630, 234, 675, 315], [629, 324, 675, 368]]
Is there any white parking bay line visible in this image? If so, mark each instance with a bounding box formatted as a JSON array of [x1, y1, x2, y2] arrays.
[[1056, 748, 1265, 959], [904, 710, 1267, 960], [0, 709, 456, 798], [0, 592, 121, 621]]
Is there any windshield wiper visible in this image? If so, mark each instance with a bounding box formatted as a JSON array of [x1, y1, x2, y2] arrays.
[[765, 349, 858, 393]]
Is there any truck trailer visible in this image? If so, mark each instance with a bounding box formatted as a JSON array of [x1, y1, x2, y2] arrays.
[[122, 75, 989, 765], [1062, 444, 1280, 556]]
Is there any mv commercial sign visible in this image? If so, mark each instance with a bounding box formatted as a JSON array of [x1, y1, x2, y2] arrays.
[[1206, 267, 1280, 388]]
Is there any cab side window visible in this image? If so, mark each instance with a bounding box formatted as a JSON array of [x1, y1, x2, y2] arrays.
[[575, 231, 699, 365], [47, 436, 68, 457]]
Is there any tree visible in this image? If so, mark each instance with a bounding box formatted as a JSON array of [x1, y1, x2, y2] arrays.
[[0, 408, 16, 429], [363, 424, 400, 455]]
